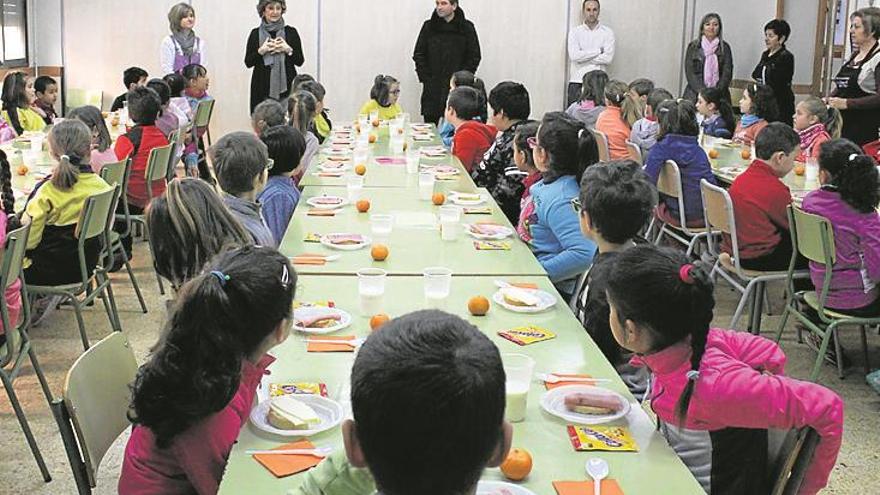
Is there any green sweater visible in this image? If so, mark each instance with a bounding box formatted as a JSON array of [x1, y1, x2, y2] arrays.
[[290, 451, 376, 495]]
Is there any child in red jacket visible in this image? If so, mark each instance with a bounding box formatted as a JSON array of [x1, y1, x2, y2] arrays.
[[446, 86, 497, 173]]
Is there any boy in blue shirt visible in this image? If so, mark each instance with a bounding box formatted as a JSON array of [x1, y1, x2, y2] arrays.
[[258, 125, 306, 244]]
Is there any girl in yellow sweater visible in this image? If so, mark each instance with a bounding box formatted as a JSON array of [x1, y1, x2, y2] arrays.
[[359, 74, 403, 121], [2, 72, 46, 134]]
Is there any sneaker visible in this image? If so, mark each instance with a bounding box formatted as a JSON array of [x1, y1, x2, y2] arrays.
[[30, 295, 64, 327], [806, 331, 852, 369]]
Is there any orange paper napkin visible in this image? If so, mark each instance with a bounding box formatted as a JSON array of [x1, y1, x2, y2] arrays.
[[291, 255, 327, 266], [307, 335, 357, 353], [544, 373, 596, 390], [253, 440, 322, 478], [307, 209, 337, 217], [553, 479, 624, 495]]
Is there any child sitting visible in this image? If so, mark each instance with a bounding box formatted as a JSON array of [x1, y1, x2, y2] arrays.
[[67, 105, 117, 173], [0, 151, 22, 346], [605, 245, 843, 494], [624, 78, 654, 127], [259, 125, 306, 244], [446, 86, 497, 173], [2, 72, 46, 134], [120, 246, 295, 495], [182, 64, 212, 179], [802, 140, 880, 316], [251, 99, 287, 135], [733, 83, 778, 146], [163, 72, 194, 128], [595, 80, 634, 159], [289, 90, 320, 183], [359, 74, 403, 121], [726, 123, 803, 271], [629, 87, 673, 154], [513, 122, 541, 224], [644, 99, 717, 227], [439, 71, 487, 148], [565, 70, 608, 129], [697, 87, 736, 139], [210, 131, 275, 247], [573, 161, 656, 399], [111, 67, 148, 112], [473, 81, 531, 224], [298, 80, 332, 144], [793, 97, 842, 162], [146, 79, 180, 136], [23, 120, 112, 286], [146, 178, 252, 289], [33, 75, 58, 125]]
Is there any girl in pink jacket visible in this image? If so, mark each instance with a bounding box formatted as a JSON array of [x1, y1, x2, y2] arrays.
[[605, 245, 843, 495], [118, 246, 296, 495]]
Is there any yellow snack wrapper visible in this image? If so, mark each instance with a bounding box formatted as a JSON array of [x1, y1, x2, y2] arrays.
[[498, 325, 556, 346], [474, 240, 512, 251], [567, 425, 639, 452], [304, 233, 322, 243], [269, 382, 329, 398], [293, 300, 336, 309]]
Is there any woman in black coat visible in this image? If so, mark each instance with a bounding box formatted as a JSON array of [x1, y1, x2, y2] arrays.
[[244, 0, 304, 113], [753, 19, 795, 124], [683, 13, 734, 104]]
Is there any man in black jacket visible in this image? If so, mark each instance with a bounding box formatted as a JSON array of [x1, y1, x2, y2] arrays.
[[413, 0, 481, 124]]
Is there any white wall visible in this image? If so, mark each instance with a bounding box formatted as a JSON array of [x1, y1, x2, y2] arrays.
[[29, 0, 63, 66]]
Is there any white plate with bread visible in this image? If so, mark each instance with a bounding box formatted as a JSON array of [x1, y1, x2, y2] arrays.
[[465, 223, 514, 240], [492, 287, 557, 313], [476, 481, 537, 495], [250, 395, 344, 437], [292, 306, 352, 335], [540, 385, 631, 425]]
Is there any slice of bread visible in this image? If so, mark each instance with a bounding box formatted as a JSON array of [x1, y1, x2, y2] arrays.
[[267, 396, 321, 430]]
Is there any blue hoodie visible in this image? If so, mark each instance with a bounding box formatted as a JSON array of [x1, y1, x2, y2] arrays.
[[644, 134, 717, 223]]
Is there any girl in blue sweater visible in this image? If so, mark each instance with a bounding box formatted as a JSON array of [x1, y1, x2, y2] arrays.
[[522, 112, 598, 299]]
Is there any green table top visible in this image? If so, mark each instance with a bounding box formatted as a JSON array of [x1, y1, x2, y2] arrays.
[[703, 140, 818, 193], [218, 275, 704, 495], [279, 186, 547, 277]]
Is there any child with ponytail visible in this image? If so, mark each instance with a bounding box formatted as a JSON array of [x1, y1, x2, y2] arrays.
[[604, 245, 843, 495], [733, 83, 778, 146], [595, 79, 635, 159], [1, 72, 46, 134], [0, 150, 21, 346], [793, 97, 843, 162], [696, 87, 735, 139], [802, 139, 880, 316], [439, 71, 487, 148], [359, 74, 403, 121], [120, 246, 296, 495]]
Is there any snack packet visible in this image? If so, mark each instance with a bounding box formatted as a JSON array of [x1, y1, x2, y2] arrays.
[[304, 233, 322, 243], [474, 240, 511, 251], [567, 425, 639, 452], [269, 382, 329, 398], [498, 325, 556, 346]]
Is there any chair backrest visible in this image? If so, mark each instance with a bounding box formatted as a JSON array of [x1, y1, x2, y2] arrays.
[[657, 160, 682, 199], [589, 128, 611, 162], [98, 159, 127, 187], [145, 144, 173, 183], [0, 223, 30, 366], [63, 332, 137, 487], [789, 206, 836, 265], [165, 128, 184, 181], [192, 98, 215, 128], [75, 186, 119, 243], [768, 427, 820, 495], [66, 89, 103, 114], [700, 178, 741, 263], [625, 140, 643, 165]]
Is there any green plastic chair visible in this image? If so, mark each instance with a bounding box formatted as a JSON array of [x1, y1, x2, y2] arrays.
[[129, 144, 172, 296], [52, 332, 137, 493], [768, 427, 820, 495], [1, 223, 53, 482], [100, 160, 147, 313], [27, 186, 123, 350], [192, 98, 215, 147], [774, 206, 880, 380], [165, 127, 185, 182], [65, 89, 103, 115]]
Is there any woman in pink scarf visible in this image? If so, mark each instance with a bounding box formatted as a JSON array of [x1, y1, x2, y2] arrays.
[[683, 13, 733, 104]]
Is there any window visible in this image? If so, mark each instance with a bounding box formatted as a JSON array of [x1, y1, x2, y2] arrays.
[[1, 0, 27, 66]]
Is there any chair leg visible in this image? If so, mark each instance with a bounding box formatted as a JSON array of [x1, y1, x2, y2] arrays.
[[156, 271, 166, 296], [102, 278, 122, 332], [0, 372, 51, 482], [27, 344, 55, 404], [729, 280, 756, 330], [833, 326, 845, 379], [861, 325, 871, 375], [749, 282, 766, 335], [774, 300, 793, 344], [71, 299, 89, 351], [810, 322, 838, 381], [123, 256, 148, 314]]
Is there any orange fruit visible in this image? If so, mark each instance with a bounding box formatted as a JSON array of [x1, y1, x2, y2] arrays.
[[500, 448, 533, 481], [397, 127, 405, 135], [355, 164, 367, 176], [432, 192, 446, 206], [15, 164, 28, 176], [708, 148, 719, 159], [741, 148, 752, 160], [793, 163, 806, 176], [371, 243, 389, 261], [371, 119, 380, 128], [370, 313, 390, 331], [356, 199, 371, 213], [468, 296, 490, 316], [368, 134, 378, 144], [403, 141, 408, 151]]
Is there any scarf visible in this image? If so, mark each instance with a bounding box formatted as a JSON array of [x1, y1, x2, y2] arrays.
[[798, 123, 827, 154], [259, 17, 288, 100], [701, 36, 721, 88], [740, 114, 761, 128], [172, 29, 196, 56]]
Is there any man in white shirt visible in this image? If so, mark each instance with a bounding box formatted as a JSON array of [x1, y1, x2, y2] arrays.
[[567, 0, 616, 106]]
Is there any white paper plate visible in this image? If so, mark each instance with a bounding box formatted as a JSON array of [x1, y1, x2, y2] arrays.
[[465, 224, 514, 240], [492, 289, 557, 313], [319, 162, 351, 172], [292, 306, 352, 335], [476, 481, 537, 495], [421, 146, 448, 158], [250, 395, 344, 437], [306, 196, 348, 210], [320, 233, 371, 251], [450, 193, 487, 206], [540, 385, 631, 425]]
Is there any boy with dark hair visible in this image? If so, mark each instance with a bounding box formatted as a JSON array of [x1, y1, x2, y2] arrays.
[[111, 67, 149, 111], [725, 122, 803, 271], [473, 81, 531, 224], [446, 86, 496, 173], [210, 131, 275, 247], [33, 75, 58, 125], [258, 125, 306, 244], [343, 310, 512, 495], [629, 87, 673, 154], [573, 160, 657, 399]]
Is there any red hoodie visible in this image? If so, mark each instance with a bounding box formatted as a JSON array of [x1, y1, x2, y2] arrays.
[[452, 121, 497, 173]]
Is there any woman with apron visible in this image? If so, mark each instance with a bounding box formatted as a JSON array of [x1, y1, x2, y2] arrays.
[[828, 8, 880, 147], [160, 3, 206, 75]]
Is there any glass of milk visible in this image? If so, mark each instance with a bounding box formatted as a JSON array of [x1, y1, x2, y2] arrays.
[[357, 268, 387, 316], [390, 135, 405, 155], [406, 147, 420, 174], [502, 353, 535, 423], [422, 267, 453, 309], [805, 158, 819, 184], [346, 174, 365, 202], [438, 205, 462, 241], [353, 146, 369, 167], [418, 172, 435, 200], [370, 214, 394, 240]]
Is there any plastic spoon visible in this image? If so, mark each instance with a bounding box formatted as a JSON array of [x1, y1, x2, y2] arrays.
[[245, 446, 333, 457], [535, 372, 612, 384], [586, 458, 609, 495]]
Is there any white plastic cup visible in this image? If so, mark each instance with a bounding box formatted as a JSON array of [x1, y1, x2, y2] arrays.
[[370, 214, 394, 239], [502, 353, 535, 423], [357, 268, 387, 315], [346, 174, 365, 202], [418, 172, 436, 200], [369, 110, 379, 123], [30, 135, 43, 153], [805, 158, 819, 184], [438, 205, 462, 241], [390, 136, 405, 155], [353, 147, 369, 167], [423, 267, 453, 309], [406, 148, 420, 174]]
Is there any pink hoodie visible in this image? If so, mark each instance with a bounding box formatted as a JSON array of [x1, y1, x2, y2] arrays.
[[633, 329, 842, 495]]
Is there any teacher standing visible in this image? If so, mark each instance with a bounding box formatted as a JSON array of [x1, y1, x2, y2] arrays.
[[753, 20, 794, 125], [160, 3, 206, 75], [245, 0, 304, 113], [683, 13, 733, 104]]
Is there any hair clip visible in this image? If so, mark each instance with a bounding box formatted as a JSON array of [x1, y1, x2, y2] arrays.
[[578, 128, 585, 139], [686, 370, 700, 381], [60, 154, 70, 162], [210, 270, 230, 287], [659, 107, 671, 114], [679, 264, 695, 284], [280, 263, 290, 289], [848, 153, 860, 164]]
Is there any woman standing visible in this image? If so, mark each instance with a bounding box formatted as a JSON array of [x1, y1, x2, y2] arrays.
[[160, 3, 206, 75], [683, 13, 734, 104], [753, 19, 794, 124], [245, 0, 304, 113], [828, 8, 880, 146]]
